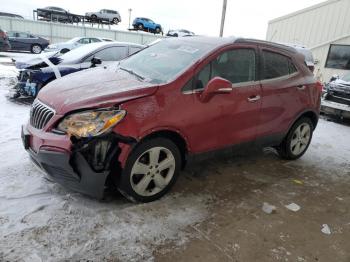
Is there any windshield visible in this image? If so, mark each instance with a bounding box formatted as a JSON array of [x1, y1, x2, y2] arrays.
[[341, 73, 350, 82], [59, 43, 103, 64], [119, 39, 214, 84]]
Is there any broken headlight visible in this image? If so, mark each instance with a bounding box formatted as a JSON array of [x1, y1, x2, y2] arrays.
[[57, 109, 126, 138]]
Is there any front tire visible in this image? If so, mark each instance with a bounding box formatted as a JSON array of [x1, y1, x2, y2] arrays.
[[117, 138, 182, 203], [278, 117, 314, 160], [31, 44, 42, 54], [155, 27, 161, 34], [112, 17, 119, 24], [137, 23, 143, 30]]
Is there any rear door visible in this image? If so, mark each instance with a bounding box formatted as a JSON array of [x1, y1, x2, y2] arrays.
[[257, 47, 306, 142], [185, 45, 262, 152], [10, 32, 30, 51], [7, 32, 19, 49]]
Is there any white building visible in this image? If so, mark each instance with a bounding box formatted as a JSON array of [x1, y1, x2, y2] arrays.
[[266, 0, 350, 82]]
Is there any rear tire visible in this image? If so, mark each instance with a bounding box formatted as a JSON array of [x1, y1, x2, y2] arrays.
[[91, 15, 97, 22], [73, 16, 80, 23], [31, 44, 42, 54], [277, 117, 314, 160], [117, 138, 182, 203]]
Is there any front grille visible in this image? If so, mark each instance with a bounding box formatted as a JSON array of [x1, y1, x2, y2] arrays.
[[30, 100, 55, 129], [327, 94, 350, 106], [332, 90, 350, 100]]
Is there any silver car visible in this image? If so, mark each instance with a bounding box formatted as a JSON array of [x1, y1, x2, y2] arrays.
[[86, 9, 121, 24], [44, 37, 112, 53]]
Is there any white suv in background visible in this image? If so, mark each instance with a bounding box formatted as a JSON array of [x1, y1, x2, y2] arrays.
[[86, 9, 121, 25], [167, 29, 195, 37], [44, 37, 113, 53]]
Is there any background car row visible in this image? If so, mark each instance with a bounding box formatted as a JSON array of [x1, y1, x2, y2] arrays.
[[11, 41, 144, 98], [0, 8, 196, 38]]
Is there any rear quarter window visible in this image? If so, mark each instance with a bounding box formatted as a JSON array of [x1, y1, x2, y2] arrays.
[[262, 51, 297, 80]]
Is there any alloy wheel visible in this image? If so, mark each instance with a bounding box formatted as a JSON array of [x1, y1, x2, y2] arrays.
[[130, 146, 176, 197], [290, 123, 311, 156], [32, 45, 42, 54]]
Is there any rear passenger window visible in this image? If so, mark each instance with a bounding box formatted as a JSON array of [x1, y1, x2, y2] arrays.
[[262, 51, 297, 80]]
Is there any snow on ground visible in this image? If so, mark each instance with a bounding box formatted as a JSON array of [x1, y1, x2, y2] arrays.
[[0, 65, 211, 261]]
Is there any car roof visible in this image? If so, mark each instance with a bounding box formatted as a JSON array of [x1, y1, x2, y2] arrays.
[[45, 6, 65, 10], [0, 12, 23, 18], [78, 41, 144, 49], [163, 36, 237, 47], [235, 38, 297, 53]]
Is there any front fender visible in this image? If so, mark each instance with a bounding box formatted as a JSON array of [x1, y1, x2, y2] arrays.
[[115, 126, 190, 168]]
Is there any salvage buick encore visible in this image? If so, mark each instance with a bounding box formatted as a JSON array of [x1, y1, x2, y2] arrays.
[[22, 36, 322, 202]]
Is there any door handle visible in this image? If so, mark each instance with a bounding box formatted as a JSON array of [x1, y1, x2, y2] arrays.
[[247, 95, 261, 102], [297, 85, 306, 90]]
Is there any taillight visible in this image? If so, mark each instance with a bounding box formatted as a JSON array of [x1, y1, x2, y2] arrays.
[[0, 31, 5, 38], [315, 81, 323, 93]]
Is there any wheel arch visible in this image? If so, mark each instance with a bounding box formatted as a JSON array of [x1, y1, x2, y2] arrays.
[[140, 129, 189, 169], [293, 110, 319, 130], [281, 109, 319, 144]]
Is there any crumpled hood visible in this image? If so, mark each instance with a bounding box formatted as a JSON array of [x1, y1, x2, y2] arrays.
[[330, 79, 350, 93], [333, 79, 350, 87], [38, 65, 157, 114]]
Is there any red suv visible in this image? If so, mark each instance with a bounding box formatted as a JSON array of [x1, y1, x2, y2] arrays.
[[22, 37, 322, 202]]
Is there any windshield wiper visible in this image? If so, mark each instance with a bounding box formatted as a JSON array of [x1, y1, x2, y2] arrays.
[[120, 67, 145, 81]]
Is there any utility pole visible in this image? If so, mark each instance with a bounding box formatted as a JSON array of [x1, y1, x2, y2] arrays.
[[128, 8, 132, 29], [219, 0, 227, 37]]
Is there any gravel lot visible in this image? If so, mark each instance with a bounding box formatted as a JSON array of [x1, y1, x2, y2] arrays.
[[0, 61, 349, 262]]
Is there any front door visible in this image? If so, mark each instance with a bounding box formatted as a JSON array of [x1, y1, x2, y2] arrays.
[[185, 46, 262, 153]]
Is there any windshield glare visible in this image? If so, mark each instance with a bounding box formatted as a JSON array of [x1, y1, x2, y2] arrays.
[[119, 39, 213, 84], [341, 73, 350, 82]]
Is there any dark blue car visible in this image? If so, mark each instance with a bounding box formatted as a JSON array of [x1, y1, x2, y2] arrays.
[[8, 31, 50, 53], [12, 41, 144, 98]]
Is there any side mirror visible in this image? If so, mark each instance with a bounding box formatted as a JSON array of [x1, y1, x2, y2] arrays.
[[199, 77, 232, 103], [91, 57, 102, 67]]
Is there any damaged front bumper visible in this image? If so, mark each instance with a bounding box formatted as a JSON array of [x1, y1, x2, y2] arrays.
[[12, 81, 38, 98], [22, 124, 134, 199], [321, 95, 350, 119]]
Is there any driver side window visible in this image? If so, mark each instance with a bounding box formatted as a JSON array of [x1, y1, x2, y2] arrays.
[[193, 48, 256, 90]]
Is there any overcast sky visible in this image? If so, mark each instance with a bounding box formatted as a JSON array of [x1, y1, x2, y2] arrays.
[[1, 0, 325, 39]]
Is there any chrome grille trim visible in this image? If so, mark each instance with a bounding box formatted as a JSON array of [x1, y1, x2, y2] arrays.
[[30, 100, 55, 129]]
